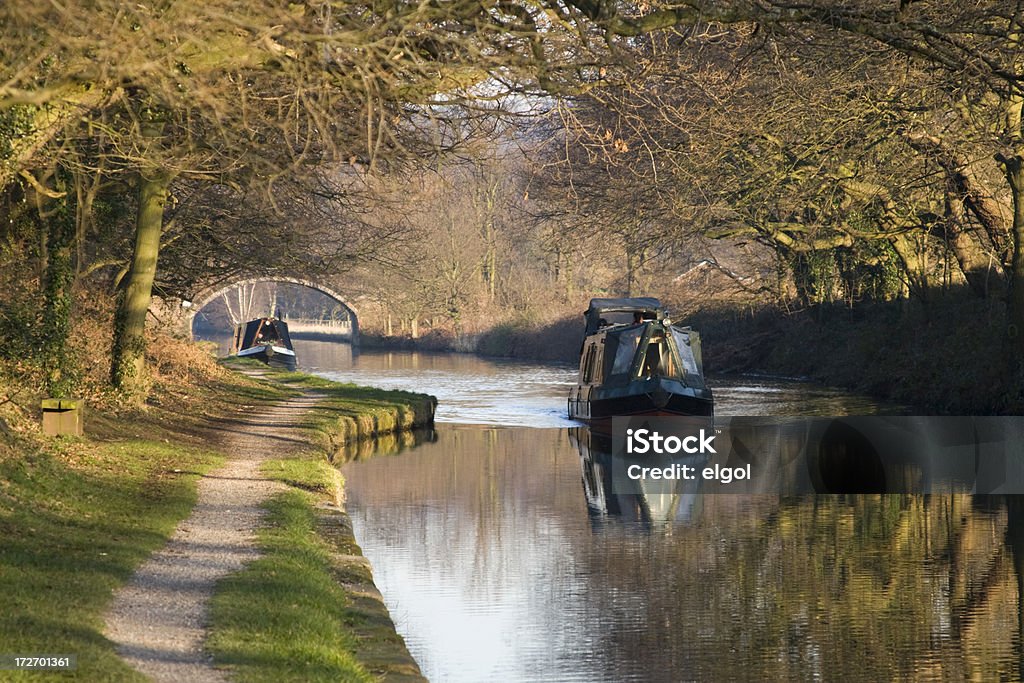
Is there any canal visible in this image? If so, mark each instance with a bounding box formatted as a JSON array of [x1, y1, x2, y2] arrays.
[[305, 340, 1022, 681]]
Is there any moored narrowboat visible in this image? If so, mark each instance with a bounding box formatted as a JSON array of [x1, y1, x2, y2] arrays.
[[231, 317, 297, 370]]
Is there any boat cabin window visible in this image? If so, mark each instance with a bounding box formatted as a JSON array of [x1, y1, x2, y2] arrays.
[[581, 344, 599, 384], [609, 327, 643, 377], [256, 323, 280, 344], [605, 312, 631, 326], [671, 327, 701, 376]]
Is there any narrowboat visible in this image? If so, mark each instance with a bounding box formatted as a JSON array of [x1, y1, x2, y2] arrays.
[[231, 317, 297, 370], [568, 297, 714, 426]]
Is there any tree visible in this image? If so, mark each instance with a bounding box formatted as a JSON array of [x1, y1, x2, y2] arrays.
[[541, 0, 1024, 345], [0, 0, 569, 397]]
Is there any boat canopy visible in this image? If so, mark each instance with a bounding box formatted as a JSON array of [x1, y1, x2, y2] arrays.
[[233, 318, 294, 353], [595, 320, 706, 388], [584, 297, 667, 335]]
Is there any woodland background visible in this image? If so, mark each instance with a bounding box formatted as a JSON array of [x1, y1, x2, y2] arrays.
[[1, 1, 1022, 411]]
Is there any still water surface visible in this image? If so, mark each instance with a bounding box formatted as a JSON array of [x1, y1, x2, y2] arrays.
[[294, 340, 1022, 682]]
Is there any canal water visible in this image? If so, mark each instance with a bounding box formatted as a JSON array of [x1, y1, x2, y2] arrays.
[[292, 340, 1022, 681]]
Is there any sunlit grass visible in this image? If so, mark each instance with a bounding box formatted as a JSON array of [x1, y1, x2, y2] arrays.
[[206, 490, 373, 683], [0, 437, 223, 681], [279, 371, 435, 452], [209, 361, 430, 681], [263, 455, 343, 504], [220, 360, 436, 457], [0, 356, 430, 681]]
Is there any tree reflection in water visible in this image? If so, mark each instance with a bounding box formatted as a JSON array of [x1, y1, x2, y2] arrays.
[[342, 428, 1024, 681]]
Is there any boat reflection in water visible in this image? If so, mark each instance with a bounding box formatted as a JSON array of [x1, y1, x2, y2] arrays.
[[570, 426, 706, 529], [570, 415, 1024, 536], [342, 423, 1024, 682]]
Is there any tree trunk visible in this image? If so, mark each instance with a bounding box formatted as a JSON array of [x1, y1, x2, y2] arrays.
[[904, 131, 1011, 269], [624, 250, 636, 297], [889, 233, 929, 302], [111, 168, 171, 397], [1005, 156, 1024, 356], [41, 183, 76, 398], [220, 292, 239, 325], [790, 251, 815, 308], [945, 186, 1002, 298], [486, 245, 497, 301], [480, 218, 497, 301]]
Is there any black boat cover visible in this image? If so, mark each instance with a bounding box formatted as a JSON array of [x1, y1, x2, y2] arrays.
[[584, 297, 666, 335], [233, 318, 294, 353]]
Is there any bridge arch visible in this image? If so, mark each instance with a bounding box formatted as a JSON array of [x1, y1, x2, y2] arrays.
[[187, 276, 359, 345]]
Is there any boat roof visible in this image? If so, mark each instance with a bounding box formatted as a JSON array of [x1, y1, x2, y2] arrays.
[[584, 297, 667, 335], [586, 297, 663, 314]]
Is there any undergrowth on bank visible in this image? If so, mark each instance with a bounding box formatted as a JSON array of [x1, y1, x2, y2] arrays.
[[688, 295, 1017, 413]]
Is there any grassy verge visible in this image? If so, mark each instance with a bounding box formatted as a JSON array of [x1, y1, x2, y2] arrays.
[[0, 352, 431, 681], [222, 362, 435, 490], [208, 364, 431, 682], [270, 370, 437, 455], [205, 490, 373, 683], [0, 342, 306, 681], [0, 397, 232, 679]]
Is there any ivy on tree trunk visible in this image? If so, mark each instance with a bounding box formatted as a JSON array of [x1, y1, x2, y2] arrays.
[[41, 183, 77, 398], [111, 167, 171, 399]]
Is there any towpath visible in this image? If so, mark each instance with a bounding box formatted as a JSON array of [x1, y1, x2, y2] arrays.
[[103, 388, 321, 682]]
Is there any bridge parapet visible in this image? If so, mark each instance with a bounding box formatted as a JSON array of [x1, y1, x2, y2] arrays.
[[284, 318, 355, 340]]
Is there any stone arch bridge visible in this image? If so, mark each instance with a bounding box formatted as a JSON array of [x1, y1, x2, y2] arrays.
[[184, 276, 360, 345]]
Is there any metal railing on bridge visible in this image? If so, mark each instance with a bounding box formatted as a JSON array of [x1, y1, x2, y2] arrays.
[[283, 317, 354, 339]]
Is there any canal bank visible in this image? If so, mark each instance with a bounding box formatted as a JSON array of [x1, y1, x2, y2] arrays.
[[0, 356, 433, 682], [207, 364, 435, 682]]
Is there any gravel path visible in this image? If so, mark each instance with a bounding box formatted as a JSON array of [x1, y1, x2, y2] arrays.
[[104, 390, 321, 682]]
